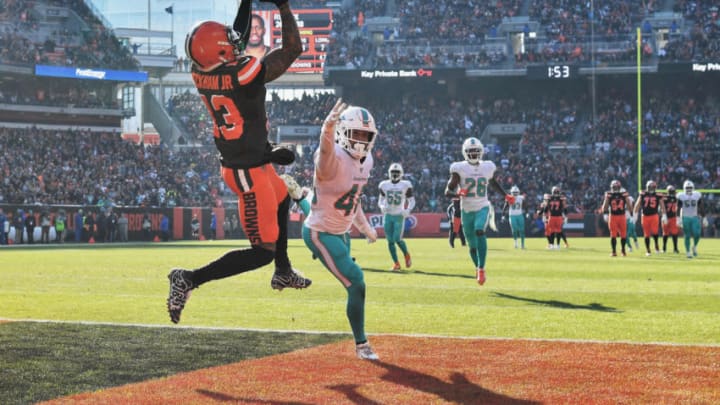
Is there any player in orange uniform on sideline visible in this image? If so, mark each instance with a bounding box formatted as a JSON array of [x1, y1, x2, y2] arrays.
[[661, 185, 680, 254], [633, 180, 665, 256], [600, 180, 633, 257], [543, 186, 568, 249]]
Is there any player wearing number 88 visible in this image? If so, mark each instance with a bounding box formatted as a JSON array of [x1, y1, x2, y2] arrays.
[[302, 99, 380, 360], [444, 137, 513, 286]]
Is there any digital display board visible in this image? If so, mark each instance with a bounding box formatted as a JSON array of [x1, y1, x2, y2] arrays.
[[251, 9, 331, 74], [326, 68, 465, 83], [658, 62, 720, 74], [526, 64, 578, 80]]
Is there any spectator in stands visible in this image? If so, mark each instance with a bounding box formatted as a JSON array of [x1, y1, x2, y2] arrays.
[[0, 207, 7, 245], [106, 211, 118, 243], [74, 209, 83, 242], [117, 213, 128, 242], [40, 210, 51, 243], [24, 209, 35, 244], [160, 214, 170, 242]]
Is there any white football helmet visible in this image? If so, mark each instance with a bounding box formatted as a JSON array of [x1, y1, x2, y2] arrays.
[[335, 106, 377, 159], [510, 185, 520, 196], [551, 186, 561, 196], [610, 180, 621, 192], [462, 137, 483, 164], [683, 180, 694, 193], [388, 163, 403, 182]]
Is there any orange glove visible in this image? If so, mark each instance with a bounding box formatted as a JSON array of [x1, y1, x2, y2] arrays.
[[457, 188, 468, 197], [505, 194, 515, 204]]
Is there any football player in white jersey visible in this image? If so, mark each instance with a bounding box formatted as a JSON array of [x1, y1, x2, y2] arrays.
[[378, 163, 415, 271], [676, 180, 706, 258], [502, 185, 527, 249], [302, 99, 380, 360], [444, 137, 515, 286]]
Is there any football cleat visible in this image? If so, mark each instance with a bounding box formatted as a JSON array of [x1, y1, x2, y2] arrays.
[[167, 269, 196, 324], [271, 267, 312, 291], [391, 262, 401, 271], [280, 174, 303, 201], [356, 342, 379, 360], [476, 268, 486, 285], [404, 253, 412, 269], [692, 246, 698, 257]]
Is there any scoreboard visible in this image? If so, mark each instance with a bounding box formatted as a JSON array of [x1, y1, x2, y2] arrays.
[[269, 9, 332, 74]]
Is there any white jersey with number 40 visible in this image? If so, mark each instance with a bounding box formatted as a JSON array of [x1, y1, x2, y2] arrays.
[[449, 160, 497, 212], [305, 144, 374, 235], [378, 179, 413, 215]]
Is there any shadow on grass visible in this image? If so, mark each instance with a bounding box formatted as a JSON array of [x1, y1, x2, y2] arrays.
[[364, 268, 474, 279], [328, 361, 540, 405], [492, 292, 622, 312]]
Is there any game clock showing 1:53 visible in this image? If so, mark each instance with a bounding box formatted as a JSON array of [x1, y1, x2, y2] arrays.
[[526, 65, 577, 80]]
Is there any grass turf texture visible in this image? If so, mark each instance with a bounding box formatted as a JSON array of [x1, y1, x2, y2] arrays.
[[1, 237, 719, 403]]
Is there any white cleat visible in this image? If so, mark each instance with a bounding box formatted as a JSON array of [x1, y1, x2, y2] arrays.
[[356, 342, 379, 360]]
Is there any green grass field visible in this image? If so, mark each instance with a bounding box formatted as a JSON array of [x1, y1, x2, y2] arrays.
[[1, 237, 719, 403]]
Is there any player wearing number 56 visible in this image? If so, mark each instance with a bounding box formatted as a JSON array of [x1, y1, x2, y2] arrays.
[[445, 137, 513, 286], [166, 0, 309, 325], [302, 99, 381, 361]]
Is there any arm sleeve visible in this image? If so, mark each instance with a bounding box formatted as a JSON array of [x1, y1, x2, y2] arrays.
[[406, 196, 416, 212]]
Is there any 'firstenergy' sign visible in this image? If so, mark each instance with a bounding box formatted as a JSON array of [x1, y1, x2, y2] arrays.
[[35, 65, 148, 82]]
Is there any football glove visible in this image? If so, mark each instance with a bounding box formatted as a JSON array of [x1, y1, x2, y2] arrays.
[[267, 144, 296, 165], [402, 209, 410, 217], [260, 0, 288, 7], [661, 214, 668, 225], [563, 215, 568, 225], [702, 217, 709, 227], [457, 188, 468, 197], [603, 214, 609, 223], [505, 194, 515, 205]]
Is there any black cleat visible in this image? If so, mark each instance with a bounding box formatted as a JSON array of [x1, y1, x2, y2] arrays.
[[271, 267, 312, 291], [167, 269, 195, 324]]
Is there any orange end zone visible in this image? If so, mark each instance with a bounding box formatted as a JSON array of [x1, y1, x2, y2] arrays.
[[42, 335, 720, 404]]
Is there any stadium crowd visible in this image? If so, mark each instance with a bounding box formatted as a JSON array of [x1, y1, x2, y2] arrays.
[[0, 0, 137, 69], [0, 127, 223, 209], [1, 0, 719, 243], [8, 81, 718, 219]]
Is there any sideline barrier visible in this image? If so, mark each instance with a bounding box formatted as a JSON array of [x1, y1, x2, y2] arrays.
[[0, 203, 633, 243]]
